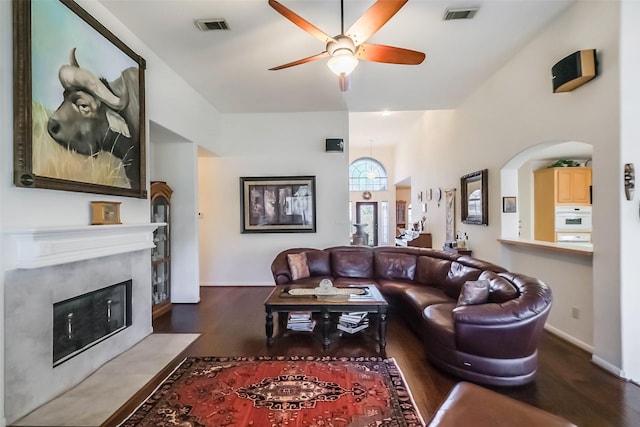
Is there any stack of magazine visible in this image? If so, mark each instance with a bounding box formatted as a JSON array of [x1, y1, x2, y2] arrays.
[[337, 311, 369, 334], [286, 311, 316, 332], [348, 286, 374, 301]]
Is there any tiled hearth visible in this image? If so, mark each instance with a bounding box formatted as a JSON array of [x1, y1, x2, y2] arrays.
[[3, 224, 158, 424]]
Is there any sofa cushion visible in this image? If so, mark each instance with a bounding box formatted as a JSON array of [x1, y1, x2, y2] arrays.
[[331, 249, 374, 279], [333, 277, 377, 287], [443, 262, 483, 299], [287, 252, 310, 280], [375, 252, 417, 280], [404, 287, 455, 310], [479, 271, 519, 303], [377, 279, 416, 299], [291, 276, 332, 286], [305, 249, 332, 277], [457, 280, 490, 306], [422, 303, 457, 349], [415, 256, 452, 287]]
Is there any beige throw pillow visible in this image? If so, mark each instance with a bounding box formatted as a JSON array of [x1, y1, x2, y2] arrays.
[[457, 280, 490, 306], [287, 252, 310, 280]]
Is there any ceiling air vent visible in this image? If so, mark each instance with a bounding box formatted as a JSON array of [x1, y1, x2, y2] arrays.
[[195, 18, 230, 31], [443, 8, 478, 20]]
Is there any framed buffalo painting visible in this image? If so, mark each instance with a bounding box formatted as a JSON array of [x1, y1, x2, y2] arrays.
[[240, 176, 317, 233], [13, 0, 147, 198]]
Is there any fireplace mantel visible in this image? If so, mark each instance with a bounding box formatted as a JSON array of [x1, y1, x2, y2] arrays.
[[3, 223, 162, 269]]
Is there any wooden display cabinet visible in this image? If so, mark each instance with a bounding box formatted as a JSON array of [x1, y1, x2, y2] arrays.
[[151, 181, 173, 319]]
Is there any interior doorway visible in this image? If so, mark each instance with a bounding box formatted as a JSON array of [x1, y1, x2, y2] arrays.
[[356, 202, 378, 246]]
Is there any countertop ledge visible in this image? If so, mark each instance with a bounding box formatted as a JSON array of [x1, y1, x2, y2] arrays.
[[498, 238, 593, 256]]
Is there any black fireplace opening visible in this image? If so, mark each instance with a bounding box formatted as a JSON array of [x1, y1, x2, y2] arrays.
[[53, 280, 132, 366]]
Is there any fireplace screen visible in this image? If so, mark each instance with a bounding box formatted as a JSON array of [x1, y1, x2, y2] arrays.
[[53, 280, 132, 366]]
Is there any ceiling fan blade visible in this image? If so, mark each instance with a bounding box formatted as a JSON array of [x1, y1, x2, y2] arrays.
[[346, 0, 408, 45], [356, 43, 425, 65], [268, 0, 336, 44], [269, 52, 329, 71]]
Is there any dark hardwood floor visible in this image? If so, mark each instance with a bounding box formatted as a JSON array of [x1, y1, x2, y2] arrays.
[[123, 286, 640, 427]]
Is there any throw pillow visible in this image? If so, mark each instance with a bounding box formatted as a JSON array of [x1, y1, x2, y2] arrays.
[[287, 252, 310, 281], [457, 280, 490, 306]]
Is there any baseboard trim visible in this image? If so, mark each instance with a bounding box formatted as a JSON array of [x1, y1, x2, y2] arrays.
[[544, 326, 626, 378], [592, 355, 625, 378], [199, 282, 273, 287], [544, 324, 593, 353], [171, 297, 200, 303]]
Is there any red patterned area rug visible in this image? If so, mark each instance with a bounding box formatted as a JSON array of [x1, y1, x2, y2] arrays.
[[120, 356, 425, 427]]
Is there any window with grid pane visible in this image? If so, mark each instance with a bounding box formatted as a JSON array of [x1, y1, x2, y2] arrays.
[[349, 158, 388, 191]]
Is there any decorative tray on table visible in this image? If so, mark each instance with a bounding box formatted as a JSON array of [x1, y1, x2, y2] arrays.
[[287, 279, 366, 296]]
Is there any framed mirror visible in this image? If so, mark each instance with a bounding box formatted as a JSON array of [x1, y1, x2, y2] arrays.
[[461, 169, 488, 225]]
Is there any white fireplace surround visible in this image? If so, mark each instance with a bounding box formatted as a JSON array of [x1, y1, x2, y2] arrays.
[[3, 223, 161, 424], [3, 223, 163, 269]]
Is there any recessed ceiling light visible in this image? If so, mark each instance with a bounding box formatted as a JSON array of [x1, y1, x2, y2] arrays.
[[381, 110, 392, 117]]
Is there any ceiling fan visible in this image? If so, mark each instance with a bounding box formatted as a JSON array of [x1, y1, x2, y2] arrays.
[[268, 0, 426, 92]]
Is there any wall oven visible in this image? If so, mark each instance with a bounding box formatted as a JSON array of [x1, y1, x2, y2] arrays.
[[555, 206, 592, 232]]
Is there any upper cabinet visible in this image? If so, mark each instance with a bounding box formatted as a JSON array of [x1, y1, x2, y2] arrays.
[[555, 167, 592, 205], [535, 167, 592, 206]]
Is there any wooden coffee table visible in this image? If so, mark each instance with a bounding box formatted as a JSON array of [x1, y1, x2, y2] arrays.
[[264, 284, 389, 354]]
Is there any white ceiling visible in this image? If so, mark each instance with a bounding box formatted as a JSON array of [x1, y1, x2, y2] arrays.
[[100, 0, 574, 146]]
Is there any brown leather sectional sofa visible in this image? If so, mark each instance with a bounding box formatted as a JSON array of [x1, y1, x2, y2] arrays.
[[271, 245, 553, 386]]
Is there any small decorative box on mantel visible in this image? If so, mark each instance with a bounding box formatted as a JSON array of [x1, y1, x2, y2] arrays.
[[90, 201, 122, 225]]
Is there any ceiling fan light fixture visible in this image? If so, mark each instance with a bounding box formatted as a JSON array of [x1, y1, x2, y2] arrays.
[[327, 52, 359, 76]]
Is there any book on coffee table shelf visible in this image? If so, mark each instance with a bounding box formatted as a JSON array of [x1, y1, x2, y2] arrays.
[[338, 311, 369, 334], [287, 311, 316, 332], [347, 286, 375, 301]]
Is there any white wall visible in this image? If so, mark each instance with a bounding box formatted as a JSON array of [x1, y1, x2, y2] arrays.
[[395, 1, 619, 365], [150, 134, 200, 304], [620, 0, 640, 381], [395, 110, 459, 247], [198, 112, 349, 286], [0, 0, 220, 423]]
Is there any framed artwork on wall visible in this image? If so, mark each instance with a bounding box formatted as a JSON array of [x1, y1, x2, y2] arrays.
[[502, 196, 517, 213], [240, 176, 317, 233], [461, 169, 488, 225], [445, 188, 456, 242], [13, 0, 147, 198]]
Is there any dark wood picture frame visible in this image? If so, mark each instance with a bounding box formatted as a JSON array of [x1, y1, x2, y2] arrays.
[[240, 176, 316, 233], [13, 0, 147, 198], [461, 169, 488, 225]]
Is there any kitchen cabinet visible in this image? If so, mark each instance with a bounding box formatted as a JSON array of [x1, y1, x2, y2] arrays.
[[151, 181, 173, 319], [556, 167, 591, 204], [535, 167, 591, 206], [533, 167, 592, 242]]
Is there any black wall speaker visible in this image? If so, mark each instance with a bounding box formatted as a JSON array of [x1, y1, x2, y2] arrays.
[[325, 138, 344, 152], [552, 49, 598, 93]]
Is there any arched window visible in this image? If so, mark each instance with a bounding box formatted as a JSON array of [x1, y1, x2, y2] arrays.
[[349, 157, 388, 191]]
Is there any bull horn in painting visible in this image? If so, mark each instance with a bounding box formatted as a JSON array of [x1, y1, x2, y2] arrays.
[[57, 48, 128, 111]]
